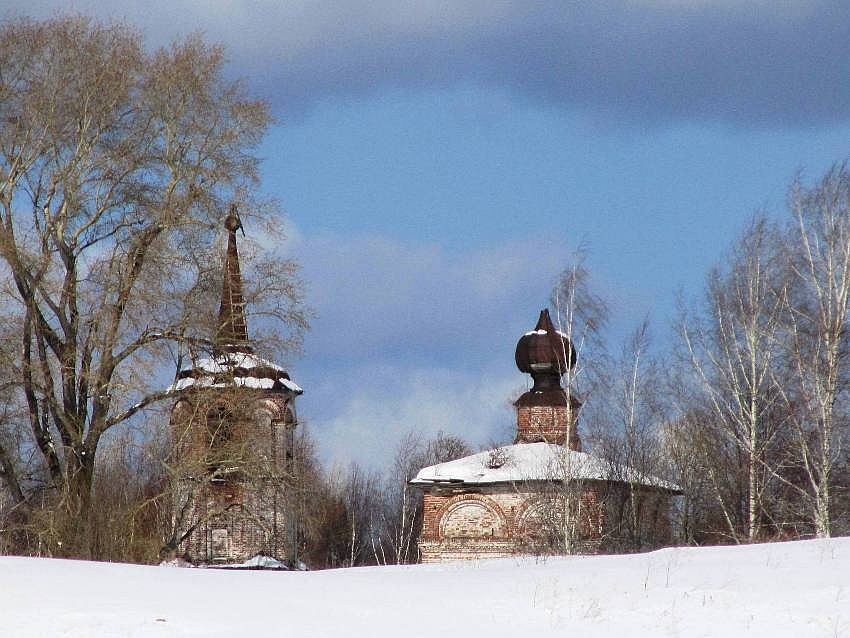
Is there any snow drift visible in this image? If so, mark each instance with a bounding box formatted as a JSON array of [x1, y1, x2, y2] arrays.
[[1, 537, 848, 637]]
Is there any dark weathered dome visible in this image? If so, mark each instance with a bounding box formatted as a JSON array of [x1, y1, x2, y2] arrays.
[[515, 309, 576, 375]]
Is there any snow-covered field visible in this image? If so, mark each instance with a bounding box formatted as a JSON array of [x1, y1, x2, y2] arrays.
[[2, 538, 848, 637]]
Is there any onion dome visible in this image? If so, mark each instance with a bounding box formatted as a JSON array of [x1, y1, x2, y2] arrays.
[[515, 309, 576, 376], [514, 309, 579, 410]]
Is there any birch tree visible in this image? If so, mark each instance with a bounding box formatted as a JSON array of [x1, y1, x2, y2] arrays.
[[783, 165, 850, 538], [680, 218, 788, 542], [551, 253, 609, 439], [375, 431, 471, 565], [591, 320, 670, 550], [530, 255, 609, 554]]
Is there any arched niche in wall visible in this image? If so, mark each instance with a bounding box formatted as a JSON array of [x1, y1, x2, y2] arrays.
[[438, 495, 507, 541], [516, 498, 562, 546]]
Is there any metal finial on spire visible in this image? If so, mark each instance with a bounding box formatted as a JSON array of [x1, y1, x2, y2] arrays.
[[224, 203, 245, 235]]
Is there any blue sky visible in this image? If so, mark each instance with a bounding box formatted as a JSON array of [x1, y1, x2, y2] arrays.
[[8, 1, 850, 468]]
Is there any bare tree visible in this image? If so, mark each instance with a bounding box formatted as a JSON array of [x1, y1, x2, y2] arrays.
[[660, 407, 718, 544], [295, 431, 472, 569], [522, 450, 599, 555], [518, 254, 610, 555], [341, 463, 383, 567], [679, 217, 788, 542], [589, 320, 671, 551], [782, 165, 850, 538], [0, 17, 305, 556], [374, 431, 471, 565], [551, 252, 609, 438]]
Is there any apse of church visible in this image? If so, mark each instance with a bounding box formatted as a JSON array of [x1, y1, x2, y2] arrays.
[[167, 207, 303, 566]]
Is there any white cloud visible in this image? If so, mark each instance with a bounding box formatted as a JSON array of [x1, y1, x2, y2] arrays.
[[312, 362, 521, 470], [286, 229, 572, 468]]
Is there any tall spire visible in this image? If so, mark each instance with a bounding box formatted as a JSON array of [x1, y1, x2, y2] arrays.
[[215, 204, 252, 353]]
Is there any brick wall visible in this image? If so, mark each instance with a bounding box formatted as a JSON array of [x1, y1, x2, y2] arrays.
[[420, 482, 672, 562], [171, 390, 297, 564], [515, 405, 581, 450], [178, 480, 294, 563]]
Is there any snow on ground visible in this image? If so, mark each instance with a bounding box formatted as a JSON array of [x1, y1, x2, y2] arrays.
[[1, 538, 849, 637]]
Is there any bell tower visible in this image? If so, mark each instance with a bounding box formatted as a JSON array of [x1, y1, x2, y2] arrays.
[[167, 206, 303, 566]]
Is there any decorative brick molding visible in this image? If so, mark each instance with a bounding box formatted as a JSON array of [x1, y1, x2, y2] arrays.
[[436, 494, 509, 541], [417, 481, 675, 562]]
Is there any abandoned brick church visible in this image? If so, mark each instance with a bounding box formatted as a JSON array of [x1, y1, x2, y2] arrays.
[[412, 309, 681, 562], [167, 209, 303, 566]]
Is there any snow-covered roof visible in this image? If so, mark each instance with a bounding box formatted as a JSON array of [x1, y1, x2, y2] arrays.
[[169, 376, 280, 392], [524, 328, 569, 339], [166, 351, 303, 395], [191, 352, 285, 373], [411, 442, 680, 492], [280, 378, 303, 393]]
